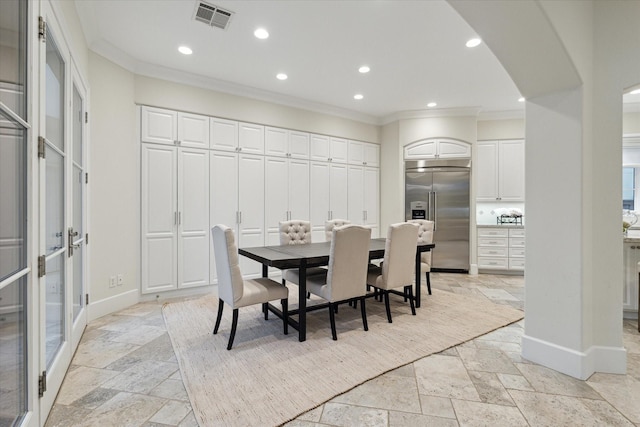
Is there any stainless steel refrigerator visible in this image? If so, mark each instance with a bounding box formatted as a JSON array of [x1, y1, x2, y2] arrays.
[[405, 159, 470, 272]]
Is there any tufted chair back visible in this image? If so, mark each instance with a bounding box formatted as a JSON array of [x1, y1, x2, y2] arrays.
[[408, 219, 434, 267], [378, 222, 419, 289], [326, 225, 371, 301], [324, 219, 352, 242], [211, 225, 245, 306], [279, 220, 312, 245]]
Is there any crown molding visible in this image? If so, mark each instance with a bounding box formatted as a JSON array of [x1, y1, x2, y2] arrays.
[[381, 107, 483, 125], [477, 109, 526, 121]]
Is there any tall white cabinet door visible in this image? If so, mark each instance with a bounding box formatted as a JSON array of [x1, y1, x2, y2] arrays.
[[330, 137, 348, 163], [210, 117, 238, 152], [310, 134, 330, 161], [265, 127, 288, 157], [141, 106, 177, 145], [238, 154, 265, 276], [288, 159, 310, 221], [330, 163, 349, 220], [210, 151, 239, 284], [347, 165, 365, 224], [476, 142, 499, 201], [178, 112, 210, 149], [239, 122, 265, 154], [348, 141, 364, 165], [364, 167, 379, 237], [498, 140, 525, 201], [289, 131, 310, 159], [178, 148, 210, 288], [310, 161, 330, 241], [141, 144, 177, 293], [265, 157, 289, 245]]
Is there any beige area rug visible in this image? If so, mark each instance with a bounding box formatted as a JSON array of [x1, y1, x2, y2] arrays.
[[162, 288, 523, 427]]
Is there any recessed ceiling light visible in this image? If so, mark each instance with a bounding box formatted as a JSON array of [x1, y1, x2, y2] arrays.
[[427, 102, 437, 108], [354, 94, 364, 100], [359, 65, 370, 74], [254, 28, 269, 39], [518, 97, 525, 102], [630, 88, 640, 95], [178, 46, 193, 55], [465, 38, 482, 48], [276, 73, 288, 80]]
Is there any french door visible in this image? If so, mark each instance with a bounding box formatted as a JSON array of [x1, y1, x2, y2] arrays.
[[37, 3, 88, 417]]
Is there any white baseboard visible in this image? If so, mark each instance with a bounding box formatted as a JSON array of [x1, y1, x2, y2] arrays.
[[139, 284, 216, 303], [469, 264, 479, 275], [87, 289, 139, 322], [522, 334, 627, 379]]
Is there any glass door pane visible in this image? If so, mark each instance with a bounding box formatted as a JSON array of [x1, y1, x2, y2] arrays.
[[71, 83, 84, 321], [0, 0, 27, 119]]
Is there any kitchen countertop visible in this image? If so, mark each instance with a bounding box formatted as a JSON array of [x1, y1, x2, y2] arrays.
[[624, 229, 640, 242], [477, 223, 525, 229]]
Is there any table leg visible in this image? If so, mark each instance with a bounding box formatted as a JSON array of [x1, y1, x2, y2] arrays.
[[262, 264, 268, 278], [298, 260, 307, 342], [415, 251, 421, 308]]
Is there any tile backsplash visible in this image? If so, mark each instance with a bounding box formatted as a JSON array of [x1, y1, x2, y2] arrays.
[[476, 201, 525, 225]]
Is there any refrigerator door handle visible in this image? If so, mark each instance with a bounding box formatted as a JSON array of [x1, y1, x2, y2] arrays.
[[433, 192, 437, 231], [427, 191, 432, 221]]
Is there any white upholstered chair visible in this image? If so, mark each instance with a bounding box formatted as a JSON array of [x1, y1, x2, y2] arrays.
[[306, 225, 372, 340], [279, 220, 327, 292], [408, 219, 434, 295], [212, 225, 289, 350], [324, 219, 351, 242], [366, 222, 419, 323]]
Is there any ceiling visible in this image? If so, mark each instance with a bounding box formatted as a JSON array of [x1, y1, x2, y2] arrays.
[[73, 1, 636, 124]]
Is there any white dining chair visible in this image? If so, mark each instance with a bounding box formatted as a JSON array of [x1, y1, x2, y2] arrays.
[[212, 224, 289, 350], [279, 220, 327, 295], [324, 219, 351, 242], [367, 222, 419, 323], [306, 224, 372, 340], [408, 219, 434, 295]]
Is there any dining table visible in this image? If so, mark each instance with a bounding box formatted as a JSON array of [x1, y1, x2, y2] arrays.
[[238, 238, 435, 342]]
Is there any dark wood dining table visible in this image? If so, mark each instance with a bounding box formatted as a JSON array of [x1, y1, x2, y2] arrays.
[[239, 238, 435, 342]]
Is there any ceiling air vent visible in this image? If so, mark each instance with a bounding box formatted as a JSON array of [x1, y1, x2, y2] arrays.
[[194, 1, 233, 30]]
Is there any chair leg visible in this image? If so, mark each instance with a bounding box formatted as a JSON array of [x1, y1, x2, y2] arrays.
[[227, 308, 239, 350], [407, 285, 416, 315], [360, 297, 368, 331], [426, 272, 432, 295], [263, 302, 268, 320], [213, 299, 224, 334], [352, 299, 358, 309], [281, 298, 288, 335], [329, 302, 338, 340], [384, 291, 392, 323], [307, 292, 311, 299]]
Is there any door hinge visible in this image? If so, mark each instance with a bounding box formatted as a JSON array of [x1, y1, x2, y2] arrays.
[[38, 371, 47, 397], [85, 294, 89, 305], [85, 172, 88, 184], [85, 111, 89, 124], [38, 17, 46, 42], [85, 233, 89, 245], [38, 136, 46, 158], [37, 255, 46, 277]]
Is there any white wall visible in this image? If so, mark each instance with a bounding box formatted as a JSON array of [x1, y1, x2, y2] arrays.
[[624, 112, 640, 135], [477, 119, 525, 140]]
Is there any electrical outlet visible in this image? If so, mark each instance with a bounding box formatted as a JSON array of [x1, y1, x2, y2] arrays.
[[109, 276, 117, 288], [117, 274, 123, 286]]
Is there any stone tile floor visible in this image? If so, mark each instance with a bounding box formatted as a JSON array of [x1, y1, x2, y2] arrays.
[[45, 273, 640, 426]]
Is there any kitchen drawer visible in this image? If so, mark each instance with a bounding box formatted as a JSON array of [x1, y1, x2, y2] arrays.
[[478, 247, 508, 257], [509, 228, 525, 238], [509, 258, 526, 270], [478, 237, 508, 247], [509, 247, 525, 258], [478, 257, 509, 269], [478, 228, 508, 238], [509, 237, 525, 248]]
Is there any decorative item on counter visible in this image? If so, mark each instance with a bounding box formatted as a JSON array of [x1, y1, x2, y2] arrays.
[[623, 209, 638, 235], [492, 208, 524, 225]]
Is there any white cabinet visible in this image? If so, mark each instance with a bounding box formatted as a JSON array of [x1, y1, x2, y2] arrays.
[[477, 227, 525, 273], [309, 161, 349, 242], [265, 157, 310, 245], [310, 134, 348, 163], [265, 127, 310, 159], [141, 106, 209, 148], [348, 140, 380, 167], [141, 144, 209, 293], [476, 140, 525, 202], [404, 138, 471, 159], [623, 242, 640, 313], [347, 166, 379, 237], [238, 122, 265, 155], [210, 119, 264, 154], [209, 151, 265, 280]]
